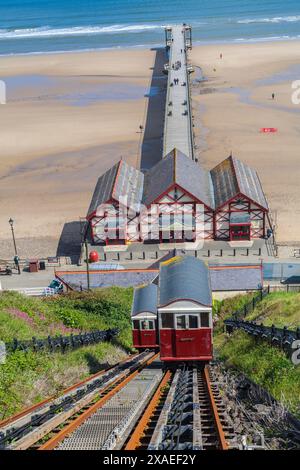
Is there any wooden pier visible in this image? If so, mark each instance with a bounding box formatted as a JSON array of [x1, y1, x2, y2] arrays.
[[163, 24, 194, 159]]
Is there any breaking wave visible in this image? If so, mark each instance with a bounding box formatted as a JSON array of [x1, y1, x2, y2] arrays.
[[237, 15, 300, 24], [0, 24, 166, 40]]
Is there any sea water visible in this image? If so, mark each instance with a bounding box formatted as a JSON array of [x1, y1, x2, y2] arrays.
[[0, 0, 300, 55]]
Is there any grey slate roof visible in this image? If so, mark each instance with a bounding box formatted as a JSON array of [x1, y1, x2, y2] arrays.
[[158, 256, 212, 307], [143, 149, 214, 208], [56, 264, 262, 292], [210, 156, 268, 210], [113, 160, 144, 211], [142, 151, 174, 206], [87, 153, 268, 221], [210, 266, 262, 291], [233, 157, 268, 210], [131, 283, 158, 317], [87, 162, 119, 217], [56, 270, 159, 290], [87, 160, 144, 217]]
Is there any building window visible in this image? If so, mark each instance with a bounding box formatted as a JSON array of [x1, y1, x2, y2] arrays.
[[160, 313, 174, 329]]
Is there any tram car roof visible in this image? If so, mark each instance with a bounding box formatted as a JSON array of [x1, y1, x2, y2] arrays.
[[158, 256, 212, 308], [131, 283, 158, 318]]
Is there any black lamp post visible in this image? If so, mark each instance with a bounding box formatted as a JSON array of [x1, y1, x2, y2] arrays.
[[84, 239, 90, 291], [9, 218, 20, 274]]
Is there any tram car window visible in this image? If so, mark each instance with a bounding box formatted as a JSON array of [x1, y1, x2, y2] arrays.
[[161, 312, 174, 329], [141, 319, 155, 330]]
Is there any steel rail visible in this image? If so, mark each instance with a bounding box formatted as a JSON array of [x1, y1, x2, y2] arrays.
[[38, 352, 159, 450], [148, 368, 181, 450], [124, 370, 172, 450], [144, 365, 230, 451], [1, 352, 149, 450], [204, 366, 229, 450], [0, 353, 139, 429]]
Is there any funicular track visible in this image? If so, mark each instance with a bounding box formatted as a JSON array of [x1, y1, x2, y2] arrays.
[[0, 351, 157, 450], [1, 357, 233, 451], [125, 365, 233, 451]]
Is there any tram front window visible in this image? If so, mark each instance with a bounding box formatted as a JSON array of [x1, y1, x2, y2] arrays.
[[188, 314, 199, 328], [176, 315, 187, 329], [141, 320, 154, 330], [161, 313, 174, 329]]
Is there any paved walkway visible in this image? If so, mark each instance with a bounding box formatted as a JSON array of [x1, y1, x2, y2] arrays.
[[2, 242, 300, 290], [0, 266, 59, 290]]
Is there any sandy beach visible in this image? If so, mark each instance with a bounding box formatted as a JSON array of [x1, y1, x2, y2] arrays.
[[0, 48, 166, 257], [0, 41, 300, 258], [191, 41, 300, 245]]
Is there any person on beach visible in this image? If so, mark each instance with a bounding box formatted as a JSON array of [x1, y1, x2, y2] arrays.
[[220, 53, 223, 59], [272, 93, 275, 100]]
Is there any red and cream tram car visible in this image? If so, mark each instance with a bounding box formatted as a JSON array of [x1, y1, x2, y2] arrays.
[[158, 256, 213, 363], [131, 283, 158, 350]]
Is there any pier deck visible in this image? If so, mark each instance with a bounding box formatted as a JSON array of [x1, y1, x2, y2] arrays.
[[163, 25, 194, 159]]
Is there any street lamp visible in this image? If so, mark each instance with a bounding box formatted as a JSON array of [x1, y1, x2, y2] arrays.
[[84, 239, 90, 291], [8, 218, 20, 274]]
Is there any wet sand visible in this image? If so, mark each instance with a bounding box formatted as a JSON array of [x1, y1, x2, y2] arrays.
[[0, 48, 166, 257], [0, 41, 300, 258], [191, 40, 300, 244]]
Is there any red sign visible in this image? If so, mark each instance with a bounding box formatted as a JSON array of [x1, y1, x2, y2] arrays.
[[260, 128, 278, 133]]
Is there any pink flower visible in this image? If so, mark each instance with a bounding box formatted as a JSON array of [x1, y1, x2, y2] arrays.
[[6, 308, 81, 336], [7, 308, 34, 325]]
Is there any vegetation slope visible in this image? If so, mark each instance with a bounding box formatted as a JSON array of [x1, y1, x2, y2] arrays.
[[0, 288, 133, 420], [214, 292, 300, 417]]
